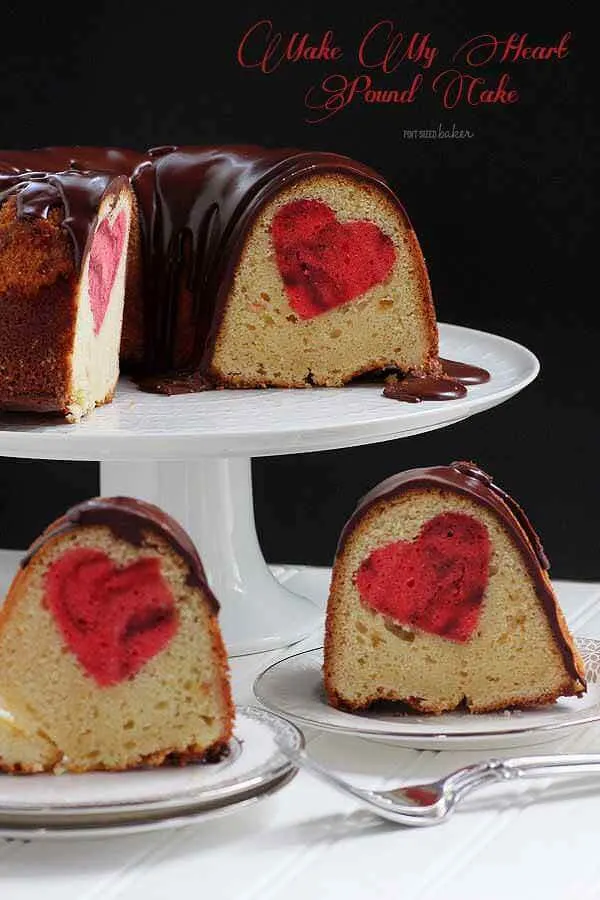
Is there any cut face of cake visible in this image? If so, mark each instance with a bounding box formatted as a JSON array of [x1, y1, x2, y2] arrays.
[[0, 167, 135, 419], [0, 710, 60, 774], [0, 498, 234, 773], [324, 461, 586, 714], [208, 168, 438, 387]]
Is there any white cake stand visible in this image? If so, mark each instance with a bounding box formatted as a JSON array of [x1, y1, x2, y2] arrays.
[[0, 324, 538, 655]]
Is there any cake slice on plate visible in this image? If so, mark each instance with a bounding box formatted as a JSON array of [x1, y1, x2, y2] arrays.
[[0, 497, 234, 773], [324, 461, 585, 714]]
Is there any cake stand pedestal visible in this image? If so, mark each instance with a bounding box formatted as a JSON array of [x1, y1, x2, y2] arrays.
[[0, 324, 538, 655], [99, 457, 319, 654]]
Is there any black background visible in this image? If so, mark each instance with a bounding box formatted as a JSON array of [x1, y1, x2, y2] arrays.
[[0, 2, 596, 577]]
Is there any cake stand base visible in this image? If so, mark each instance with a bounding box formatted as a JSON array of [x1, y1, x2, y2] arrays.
[[100, 458, 322, 657]]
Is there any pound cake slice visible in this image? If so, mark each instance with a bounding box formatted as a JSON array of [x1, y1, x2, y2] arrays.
[[0, 162, 135, 419], [324, 461, 585, 714], [0, 497, 234, 773]]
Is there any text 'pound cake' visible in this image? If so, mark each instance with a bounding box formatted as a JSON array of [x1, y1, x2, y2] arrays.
[[0, 497, 233, 774], [0, 157, 137, 420], [324, 461, 585, 714], [0, 146, 439, 406]]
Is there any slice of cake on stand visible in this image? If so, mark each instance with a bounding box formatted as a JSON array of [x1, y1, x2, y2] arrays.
[[325, 461, 585, 714], [0, 497, 234, 773], [0, 163, 136, 420]]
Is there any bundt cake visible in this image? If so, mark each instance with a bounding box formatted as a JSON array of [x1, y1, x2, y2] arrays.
[[324, 461, 586, 714], [0, 497, 234, 773], [0, 146, 439, 405], [0, 159, 136, 420]]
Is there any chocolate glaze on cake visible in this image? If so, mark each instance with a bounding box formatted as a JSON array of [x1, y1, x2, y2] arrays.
[[338, 461, 584, 687], [21, 496, 218, 610], [0, 151, 129, 268]]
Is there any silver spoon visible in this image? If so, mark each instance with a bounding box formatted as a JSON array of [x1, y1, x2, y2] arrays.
[[279, 745, 600, 826]]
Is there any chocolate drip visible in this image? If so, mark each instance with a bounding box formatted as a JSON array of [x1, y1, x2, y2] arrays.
[[440, 358, 491, 385], [451, 461, 549, 569], [339, 461, 585, 687], [0, 155, 126, 268], [21, 496, 219, 612], [383, 358, 491, 404], [383, 374, 467, 403]]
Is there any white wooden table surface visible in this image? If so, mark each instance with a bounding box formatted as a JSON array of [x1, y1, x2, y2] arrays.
[[1, 565, 600, 900]]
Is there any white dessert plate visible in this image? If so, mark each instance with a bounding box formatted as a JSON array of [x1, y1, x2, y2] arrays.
[[0, 706, 302, 839], [253, 640, 600, 752]]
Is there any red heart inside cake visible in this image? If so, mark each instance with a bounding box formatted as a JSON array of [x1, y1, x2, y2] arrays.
[[355, 513, 491, 643], [88, 209, 126, 334], [271, 199, 396, 319], [44, 548, 178, 686]]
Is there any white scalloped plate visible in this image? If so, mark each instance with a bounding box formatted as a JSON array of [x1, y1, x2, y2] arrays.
[[254, 640, 600, 751], [0, 707, 302, 839]]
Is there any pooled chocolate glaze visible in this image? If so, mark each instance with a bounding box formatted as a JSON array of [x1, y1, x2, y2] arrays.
[[21, 496, 219, 612], [382, 358, 490, 403], [383, 374, 467, 403], [0, 145, 418, 383], [136, 372, 214, 395], [339, 461, 585, 688], [0, 155, 128, 268], [440, 358, 491, 385]]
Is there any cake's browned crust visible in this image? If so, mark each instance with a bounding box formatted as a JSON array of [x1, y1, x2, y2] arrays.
[[326, 683, 584, 716], [0, 738, 231, 775], [0, 760, 51, 775], [0, 747, 63, 775], [0, 198, 77, 413], [56, 737, 232, 775], [119, 191, 145, 367], [0, 178, 132, 416], [402, 222, 439, 373], [324, 478, 586, 715]]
